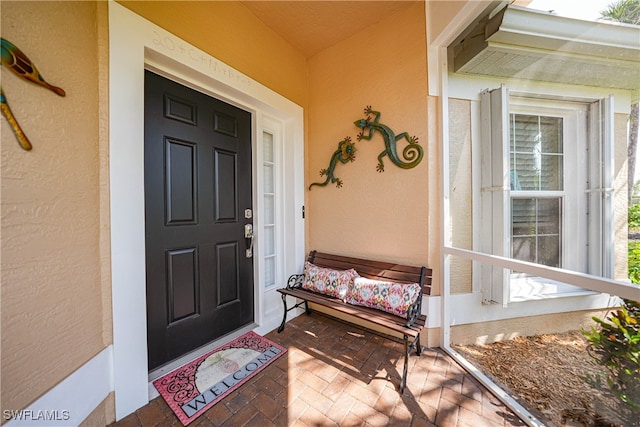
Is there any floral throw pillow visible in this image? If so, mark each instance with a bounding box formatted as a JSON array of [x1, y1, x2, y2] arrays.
[[302, 261, 359, 300], [346, 277, 422, 318]]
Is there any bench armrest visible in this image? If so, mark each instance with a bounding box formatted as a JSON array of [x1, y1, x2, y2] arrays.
[[405, 295, 422, 327], [285, 273, 305, 290]]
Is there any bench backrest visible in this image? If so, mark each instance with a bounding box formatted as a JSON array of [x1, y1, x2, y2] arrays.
[[308, 250, 432, 296]]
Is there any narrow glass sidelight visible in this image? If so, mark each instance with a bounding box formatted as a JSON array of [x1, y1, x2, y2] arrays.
[[263, 131, 277, 286]]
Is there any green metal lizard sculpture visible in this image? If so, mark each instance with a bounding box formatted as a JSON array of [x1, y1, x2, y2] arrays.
[[309, 136, 356, 190], [354, 105, 423, 172], [1, 38, 66, 150]]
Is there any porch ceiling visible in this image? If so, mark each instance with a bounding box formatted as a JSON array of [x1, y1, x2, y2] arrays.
[[241, 1, 418, 58]]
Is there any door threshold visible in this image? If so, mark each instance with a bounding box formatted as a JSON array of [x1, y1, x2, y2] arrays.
[[147, 322, 259, 398]]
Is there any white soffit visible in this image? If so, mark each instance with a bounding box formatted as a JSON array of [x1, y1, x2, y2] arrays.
[[452, 5, 640, 92]]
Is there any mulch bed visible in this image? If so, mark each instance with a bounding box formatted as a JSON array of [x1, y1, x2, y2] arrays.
[[452, 331, 625, 427]]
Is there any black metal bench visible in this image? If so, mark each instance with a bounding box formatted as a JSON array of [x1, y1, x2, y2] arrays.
[[277, 250, 432, 392]]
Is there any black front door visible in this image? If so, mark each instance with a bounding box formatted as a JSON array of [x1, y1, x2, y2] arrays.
[[144, 70, 254, 370]]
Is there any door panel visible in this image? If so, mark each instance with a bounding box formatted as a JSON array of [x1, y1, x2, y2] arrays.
[[216, 242, 240, 306], [145, 70, 254, 370], [166, 139, 197, 224], [214, 149, 238, 222], [166, 248, 198, 323]]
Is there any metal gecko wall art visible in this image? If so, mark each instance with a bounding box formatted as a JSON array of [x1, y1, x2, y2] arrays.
[[309, 106, 423, 189], [308, 136, 356, 190], [1, 38, 66, 151]]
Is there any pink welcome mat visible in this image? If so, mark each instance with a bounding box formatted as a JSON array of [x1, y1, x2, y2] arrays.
[[153, 331, 287, 425]]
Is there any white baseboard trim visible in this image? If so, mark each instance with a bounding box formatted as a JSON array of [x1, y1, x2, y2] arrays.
[[4, 346, 113, 427]]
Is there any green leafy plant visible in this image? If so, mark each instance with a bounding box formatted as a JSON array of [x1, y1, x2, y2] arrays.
[[629, 241, 640, 284], [629, 203, 640, 230], [583, 299, 640, 425]]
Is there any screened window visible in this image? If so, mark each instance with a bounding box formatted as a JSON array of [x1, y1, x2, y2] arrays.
[[509, 114, 563, 192], [511, 197, 561, 268], [509, 113, 563, 270], [479, 85, 614, 305]]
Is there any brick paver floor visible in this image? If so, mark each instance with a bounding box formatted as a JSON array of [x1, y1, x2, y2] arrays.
[[111, 313, 526, 426]]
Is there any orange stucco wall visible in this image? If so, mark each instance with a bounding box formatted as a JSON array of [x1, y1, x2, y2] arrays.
[[1, 0, 110, 413], [306, 2, 435, 272], [117, 0, 308, 108]]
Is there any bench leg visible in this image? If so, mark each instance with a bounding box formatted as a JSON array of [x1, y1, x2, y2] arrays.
[[399, 334, 423, 393], [278, 295, 312, 333], [400, 335, 409, 393], [277, 294, 288, 333]]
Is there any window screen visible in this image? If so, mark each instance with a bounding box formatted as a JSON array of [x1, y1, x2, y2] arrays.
[[509, 114, 563, 191]]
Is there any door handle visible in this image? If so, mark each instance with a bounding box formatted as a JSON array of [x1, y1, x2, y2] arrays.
[[244, 224, 254, 258]]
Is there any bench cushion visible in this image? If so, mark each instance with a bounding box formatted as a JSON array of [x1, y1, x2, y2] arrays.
[[278, 286, 425, 337], [346, 277, 421, 319], [302, 261, 359, 300]]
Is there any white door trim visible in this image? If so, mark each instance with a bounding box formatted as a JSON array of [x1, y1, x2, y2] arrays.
[[109, 2, 305, 420]]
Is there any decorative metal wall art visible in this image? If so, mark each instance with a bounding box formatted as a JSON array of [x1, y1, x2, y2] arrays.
[[354, 105, 423, 172], [309, 106, 423, 190], [309, 136, 356, 190], [1, 38, 66, 151]]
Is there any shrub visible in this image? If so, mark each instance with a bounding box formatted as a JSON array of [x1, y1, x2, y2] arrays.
[[583, 299, 640, 426], [629, 241, 640, 284], [629, 202, 640, 229]]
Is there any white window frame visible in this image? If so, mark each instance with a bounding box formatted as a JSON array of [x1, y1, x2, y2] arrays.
[[509, 99, 585, 271], [479, 85, 614, 306], [259, 117, 285, 290]]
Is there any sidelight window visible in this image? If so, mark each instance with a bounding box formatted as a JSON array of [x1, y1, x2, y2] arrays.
[[263, 131, 277, 287]]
